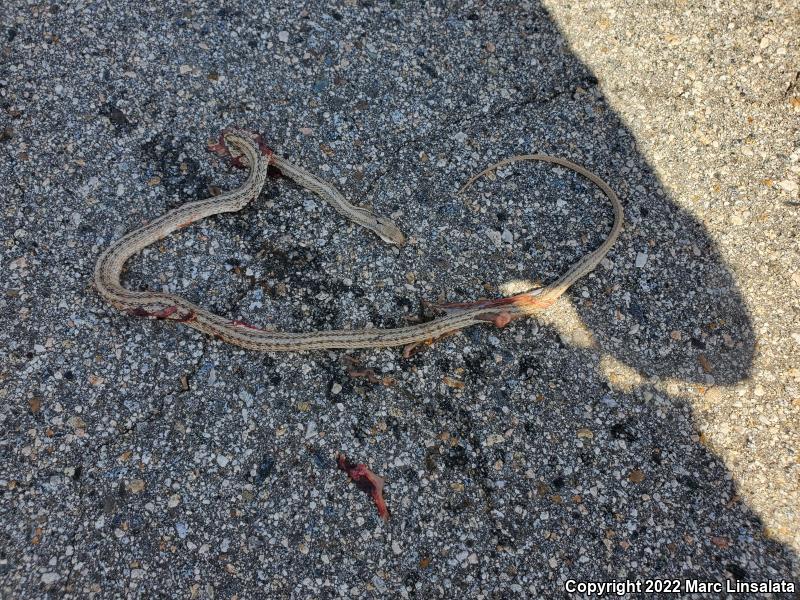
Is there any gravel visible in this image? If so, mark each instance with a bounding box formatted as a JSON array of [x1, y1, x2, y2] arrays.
[[1, 0, 798, 597]]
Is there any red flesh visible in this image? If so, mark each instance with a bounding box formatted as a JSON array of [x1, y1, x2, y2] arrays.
[[433, 291, 555, 322], [346, 368, 381, 384], [207, 129, 282, 177], [337, 454, 390, 521], [173, 310, 197, 323]]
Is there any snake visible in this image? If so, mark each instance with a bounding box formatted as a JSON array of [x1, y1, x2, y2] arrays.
[[94, 128, 624, 352]]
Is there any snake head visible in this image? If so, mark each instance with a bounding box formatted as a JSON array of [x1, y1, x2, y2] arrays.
[[373, 216, 406, 246], [207, 128, 275, 170]]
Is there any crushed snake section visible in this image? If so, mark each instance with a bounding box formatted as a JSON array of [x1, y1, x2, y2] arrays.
[[337, 453, 390, 521], [94, 128, 624, 352]]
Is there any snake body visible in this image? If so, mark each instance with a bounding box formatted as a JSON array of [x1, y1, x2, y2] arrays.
[[94, 129, 623, 351]]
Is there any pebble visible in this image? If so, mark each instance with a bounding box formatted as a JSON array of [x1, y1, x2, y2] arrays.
[[256, 456, 275, 482], [484, 434, 505, 446], [635, 252, 648, 268], [372, 576, 388, 593], [486, 229, 502, 247], [600, 394, 618, 407], [238, 390, 253, 407], [305, 421, 318, 439], [628, 469, 646, 483]]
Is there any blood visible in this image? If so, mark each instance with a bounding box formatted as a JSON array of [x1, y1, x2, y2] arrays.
[[174, 310, 196, 323], [346, 368, 381, 384], [337, 454, 390, 521], [473, 310, 512, 328], [208, 129, 280, 172], [434, 291, 555, 316]]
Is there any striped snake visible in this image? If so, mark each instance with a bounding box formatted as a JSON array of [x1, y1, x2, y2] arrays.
[[94, 129, 623, 353]]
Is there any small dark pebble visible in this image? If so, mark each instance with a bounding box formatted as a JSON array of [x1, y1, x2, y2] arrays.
[[725, 563, 748, 580], [421, 63, 438, 78], [395, 296, 414, 312], [127, 514, 145, 535], [255, 456, 275, 483], [627, 300, 646, 323], [444, 445, 468, 469], [311, 450, 331, 470], [101, 104, 131, 130], [102, 495, 116, 514], [610, 422, 638, 442], [437, 201, 461, 218], [677, 474, 700, 490]]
